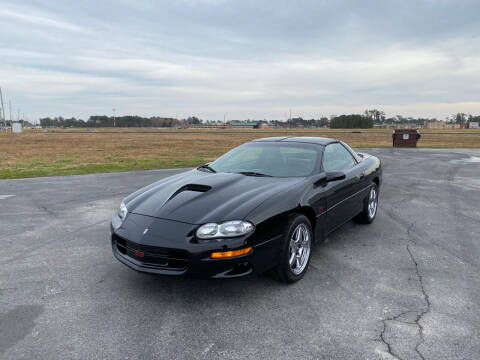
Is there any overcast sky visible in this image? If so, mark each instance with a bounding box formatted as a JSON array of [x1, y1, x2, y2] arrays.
[[1, 0, 479, 121]]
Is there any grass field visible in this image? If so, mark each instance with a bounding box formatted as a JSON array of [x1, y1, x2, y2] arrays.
[[1, 128, 479, 179]]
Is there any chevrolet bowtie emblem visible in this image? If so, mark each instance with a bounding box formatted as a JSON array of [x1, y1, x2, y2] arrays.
[[143, 228, 149, 235]]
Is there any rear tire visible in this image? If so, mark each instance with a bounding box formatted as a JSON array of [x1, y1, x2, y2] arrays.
[[355, 183, 378, 224], [273, 214, 313, 283]]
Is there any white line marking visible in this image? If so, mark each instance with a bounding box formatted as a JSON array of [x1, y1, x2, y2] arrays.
[[0, 195, 15, 200]]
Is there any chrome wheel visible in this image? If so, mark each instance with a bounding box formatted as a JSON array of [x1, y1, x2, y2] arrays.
[[288, 223, 311, 275], [368, 187, 377, 219]]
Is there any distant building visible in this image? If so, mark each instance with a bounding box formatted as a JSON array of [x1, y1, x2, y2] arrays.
[[445, 123, 461, 129], [469, 121, 479, 129], [12, 122, 22, 133], [229, 121, 259, 128], [424, 121, 446, 129], [184, 124, 231, 129]]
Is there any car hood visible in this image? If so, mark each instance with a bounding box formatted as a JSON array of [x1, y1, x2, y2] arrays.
[[125, 169, 303, 224]]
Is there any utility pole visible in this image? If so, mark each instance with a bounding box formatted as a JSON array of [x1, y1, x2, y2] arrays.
[[112, 108, 116, 127], [0, 87, 5, 131], [9, 100, 12, 131]]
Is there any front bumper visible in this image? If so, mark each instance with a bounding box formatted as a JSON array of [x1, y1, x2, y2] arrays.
[[111, 213, 281, 278]]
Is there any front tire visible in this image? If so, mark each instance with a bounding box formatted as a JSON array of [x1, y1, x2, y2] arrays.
[[355, 183, 378, 224], [274, 214, 313, 283]]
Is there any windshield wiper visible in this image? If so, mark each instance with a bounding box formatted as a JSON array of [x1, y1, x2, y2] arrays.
[[237, 171, 272, 177], [197, 164, 216, 173]]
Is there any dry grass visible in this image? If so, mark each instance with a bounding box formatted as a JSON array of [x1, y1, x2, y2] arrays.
[[1, 128, 479, 179]]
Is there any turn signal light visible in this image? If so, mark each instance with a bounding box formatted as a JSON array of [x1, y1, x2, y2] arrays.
[[210, 247, 253, 259]]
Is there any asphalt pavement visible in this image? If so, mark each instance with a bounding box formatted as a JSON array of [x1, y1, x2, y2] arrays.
[[1, 148, 479, 360]]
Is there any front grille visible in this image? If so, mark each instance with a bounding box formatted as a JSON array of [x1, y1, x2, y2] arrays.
[[113, 234, 188, 271]]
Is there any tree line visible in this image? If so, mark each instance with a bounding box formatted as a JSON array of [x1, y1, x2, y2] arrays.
[[39, 116, 183, 128], [330, 114, 373, 129], [35, 110, 480, 129]]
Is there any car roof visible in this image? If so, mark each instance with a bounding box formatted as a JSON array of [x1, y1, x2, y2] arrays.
[[251, 136, 337, 145]]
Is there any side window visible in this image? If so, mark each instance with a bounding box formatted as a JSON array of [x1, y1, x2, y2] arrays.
[[322, 143, 356, 172]]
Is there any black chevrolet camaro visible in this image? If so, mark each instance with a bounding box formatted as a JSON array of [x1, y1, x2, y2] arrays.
[[111, 137, 381, 282]]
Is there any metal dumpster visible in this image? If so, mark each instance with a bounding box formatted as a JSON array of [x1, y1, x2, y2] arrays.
[[392, 129, 421, 147]]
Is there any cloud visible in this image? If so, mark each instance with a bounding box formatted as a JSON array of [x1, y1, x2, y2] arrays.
[[0, 8, 87, 33], [0, 0, 479, 120]]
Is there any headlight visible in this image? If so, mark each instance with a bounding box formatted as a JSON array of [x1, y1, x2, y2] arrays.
[[196, 220, 254, 239], [119, 201, 128, 222]]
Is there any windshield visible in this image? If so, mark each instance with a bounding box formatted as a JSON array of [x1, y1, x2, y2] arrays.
[[207, 142, 320, 177]]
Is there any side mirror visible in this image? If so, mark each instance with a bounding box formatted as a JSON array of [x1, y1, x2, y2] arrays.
[[313, 171, 346, 187]]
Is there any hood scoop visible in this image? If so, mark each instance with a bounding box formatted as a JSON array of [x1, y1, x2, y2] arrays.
[[166, 184, 211, 203]]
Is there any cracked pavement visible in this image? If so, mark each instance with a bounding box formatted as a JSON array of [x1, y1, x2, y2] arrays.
[[1, 148, 479, 359]]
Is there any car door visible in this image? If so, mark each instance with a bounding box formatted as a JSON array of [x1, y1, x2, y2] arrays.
[[322, 142, 363, 234]]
